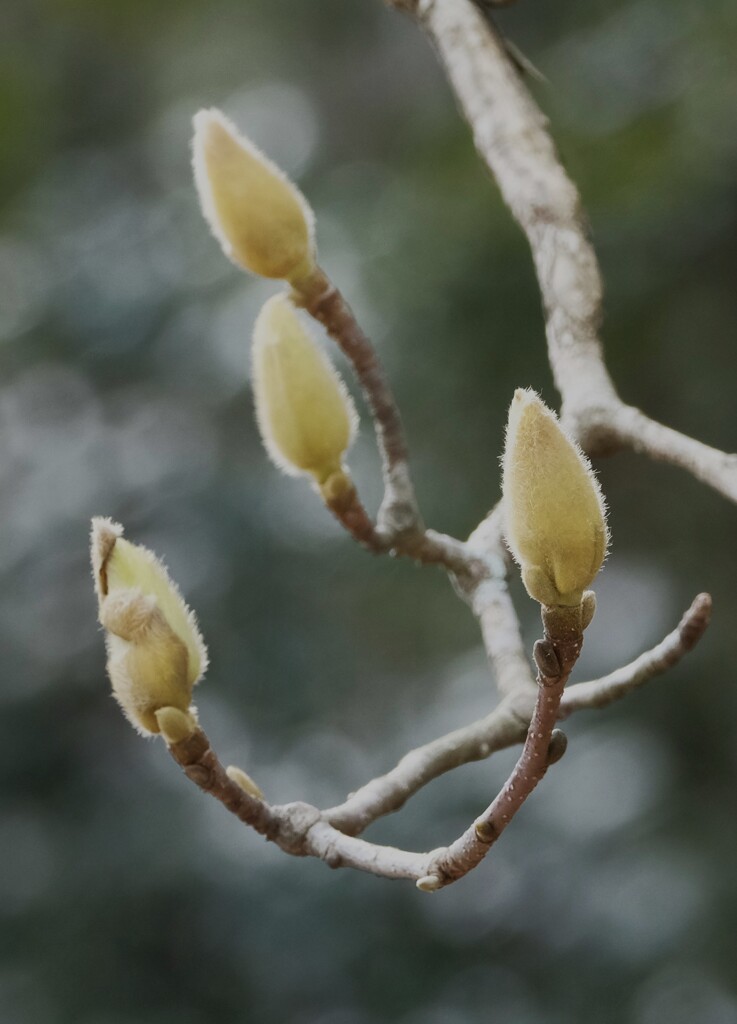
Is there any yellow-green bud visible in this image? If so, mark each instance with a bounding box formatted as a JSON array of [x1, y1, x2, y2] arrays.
[[252, 294, 357, 484], [226, 765, 264, 801], [155, 706, 198, 745], [90, 518, 208, 735], [192, 108, 316, 283], [502, 388, 609, 607]]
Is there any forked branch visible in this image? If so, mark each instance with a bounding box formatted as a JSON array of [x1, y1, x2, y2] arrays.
[[96, 0, 729, 893], [160, 595, 708, 888], [389, 0, 737, 500]]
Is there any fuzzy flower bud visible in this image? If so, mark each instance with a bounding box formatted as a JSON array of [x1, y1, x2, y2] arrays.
[[91, 518, 208, 734], [252, 294, 357, 485], [502, 388, 609, 607], [192, 108, 315, 283]]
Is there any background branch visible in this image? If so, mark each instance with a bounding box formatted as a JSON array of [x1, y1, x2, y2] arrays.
[[391, 0, 737, 504], [561, 593, 712, 715], [465, 503, 537, 697]]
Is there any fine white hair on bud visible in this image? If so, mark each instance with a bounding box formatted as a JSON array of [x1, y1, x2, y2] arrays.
[[90, 518, 208, 735], [192, 107, 316, 283], [502, 388, 609, 608], [252, 293, 358, 484]]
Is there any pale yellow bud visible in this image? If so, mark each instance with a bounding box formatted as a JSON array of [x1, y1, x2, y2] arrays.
[[226, 765, 264, 801], [90, 518, 208, 735], [416, 875, 443, 893], [192, 108, 315, 283], [502, 389, 609, 607], [155, 706, 199, 745], [252, 294, 357, 484]]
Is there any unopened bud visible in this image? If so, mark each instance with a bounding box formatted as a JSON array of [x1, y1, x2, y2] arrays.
[[252, 294, 357, 484], [91, 518, 208, 735], [416, 874, 443, 893], [502, 389, 609, 607], [155, 706, 199, 745], [192, 108, 315, 283], [226, 765, 264, 800]]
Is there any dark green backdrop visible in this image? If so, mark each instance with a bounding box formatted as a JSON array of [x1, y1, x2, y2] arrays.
[[1, 1, 736, 1022]]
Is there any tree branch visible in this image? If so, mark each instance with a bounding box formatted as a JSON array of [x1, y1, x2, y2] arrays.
[[113, 0, 727, 893], [388, 0, 737, 503], [465, 503, 537, 697], [401, 0, 618, 420], [604, 407, 737, 504], [324, 689, 533, 835], [561, 592, 712, 715], [419, 606, 583, 889], [293, 268, 422, 537], [166, 725, 430, 880], [159, 591, 709, 888], [325, 593, 710, 837]]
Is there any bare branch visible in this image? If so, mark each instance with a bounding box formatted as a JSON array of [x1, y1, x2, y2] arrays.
[[561, 592, 712, 715], [162, 595, 710, 886], [465, 503, 537, 697], [325, 593, 711, 838], [292, 266, 500, 583], [605, 408, 737, 505], [293, 268, 422, 537], [121, 1, 728, 894], [324, 689, 533, 835], [163, 624, 576, 891], [166, 724, 430, 880], [167, 728, 278, 837], [422, 607, 583, 890], [405, 0, 618, 422], [390, 0, 737, 505]]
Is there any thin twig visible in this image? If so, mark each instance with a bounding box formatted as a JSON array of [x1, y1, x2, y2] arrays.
[[561, 592, 712, 715], [161, 595, 709, 886], [166, 725, 430, 879], [293, 266, 497, 581], [420, 611, 583, 890], [325, 594, 710, 838], [293, 267, 422, 537], [324, 689, 534, 835], [167, 728, 278, 837], [605, 407, 737, 505]]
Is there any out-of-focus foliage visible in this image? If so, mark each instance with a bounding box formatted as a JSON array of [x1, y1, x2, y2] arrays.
[[1, 1, 736, 1021]]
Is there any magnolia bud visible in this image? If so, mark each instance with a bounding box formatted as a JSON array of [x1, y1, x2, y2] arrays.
[[252, 294, 357, 485], [192, 108, 316, 283], [155, 706, 198, 745], [226, 765, 264, 800], [502, 389, 609, 607], [90, 518, 208, 735]]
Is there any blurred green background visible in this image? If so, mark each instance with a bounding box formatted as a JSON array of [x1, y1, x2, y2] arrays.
[[1, 0, 737, 1021]]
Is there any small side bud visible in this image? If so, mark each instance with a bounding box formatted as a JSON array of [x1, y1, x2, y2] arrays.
[[581, 590, 597, 631], [533, 639, 561, 680], [226, 765, 264, 800], [252, 294, 357, 484], [502, 389, 609, 608], [546, 729, 568, 766], [90, 518, 208, 735], [192, 108, 316, 283], [155, 707, 198, 745], [416, 874, 443, 893]]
